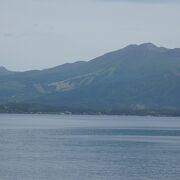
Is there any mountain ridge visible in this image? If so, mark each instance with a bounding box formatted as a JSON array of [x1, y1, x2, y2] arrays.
[[1, 42, 179, 73]]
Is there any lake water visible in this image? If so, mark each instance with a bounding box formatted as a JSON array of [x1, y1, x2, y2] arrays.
[[0, 114, 180, 180]]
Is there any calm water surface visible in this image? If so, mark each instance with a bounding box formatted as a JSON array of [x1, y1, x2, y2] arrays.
[[0, 114, 180, 180]]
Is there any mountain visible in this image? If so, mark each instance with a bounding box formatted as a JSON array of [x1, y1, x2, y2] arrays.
[[1, 43, 180, 114], [0, 66, 14, 76]]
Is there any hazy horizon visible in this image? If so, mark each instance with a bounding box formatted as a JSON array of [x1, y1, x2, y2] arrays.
[[1, 0, 180, 71]]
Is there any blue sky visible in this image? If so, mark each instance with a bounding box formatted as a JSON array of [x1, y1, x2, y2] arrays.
[[0, 0, 180, 71]]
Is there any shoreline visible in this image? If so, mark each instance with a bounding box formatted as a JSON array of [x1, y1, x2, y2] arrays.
[[0, 112, 180, 117]]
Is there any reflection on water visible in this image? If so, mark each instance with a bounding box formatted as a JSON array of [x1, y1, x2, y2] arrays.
[[0, 114, 180, 180]]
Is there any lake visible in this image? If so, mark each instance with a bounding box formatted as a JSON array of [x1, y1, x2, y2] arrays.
[[0, 114, 180, 180]]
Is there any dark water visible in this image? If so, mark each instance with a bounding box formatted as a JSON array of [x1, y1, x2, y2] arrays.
[[0, 114, 180, 180]]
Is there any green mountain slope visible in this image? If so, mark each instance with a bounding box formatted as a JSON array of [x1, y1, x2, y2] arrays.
[[1, 43, 180, 112]]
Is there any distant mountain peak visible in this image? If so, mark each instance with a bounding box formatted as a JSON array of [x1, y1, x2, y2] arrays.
[[123, 43, 168, 53], [139, 42, 158, 49], [139, 43, 171, 53]]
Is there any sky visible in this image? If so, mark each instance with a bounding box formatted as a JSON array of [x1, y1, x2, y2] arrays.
[[0, 0, 180, 71]]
